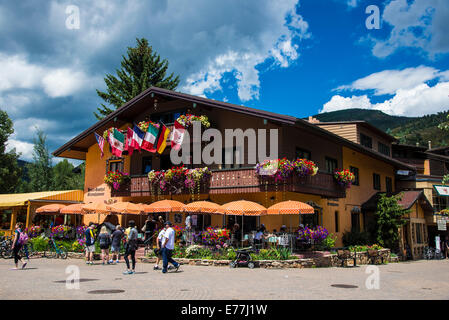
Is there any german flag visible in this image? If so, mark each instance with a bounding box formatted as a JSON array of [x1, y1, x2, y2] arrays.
[[156, 123, 171, 154]]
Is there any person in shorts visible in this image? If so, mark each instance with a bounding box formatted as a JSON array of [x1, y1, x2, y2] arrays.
[[153, 224, 167, 270], [110, 225, 123, 264], [98, 226, 111, 265], [84, 222, 96, 265]]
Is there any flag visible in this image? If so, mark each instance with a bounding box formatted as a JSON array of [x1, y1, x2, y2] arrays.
[[171, 120, 186, 151], [156, 123, 171, 154], [141, 122, 159, 153], [126, 125, 145, 156], [108, 128, 125, 157], [94, 132, 105, 158]]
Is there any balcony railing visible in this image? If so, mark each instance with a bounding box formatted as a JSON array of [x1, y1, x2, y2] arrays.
[[112, 168, 346, 198]]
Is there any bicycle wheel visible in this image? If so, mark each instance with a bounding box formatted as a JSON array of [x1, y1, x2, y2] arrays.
[[58, 246, 68, 259], [1, 247, 13, 259], [44, 246, 57, 259]]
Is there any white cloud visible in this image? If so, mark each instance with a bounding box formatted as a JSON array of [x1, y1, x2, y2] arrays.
[[369, 0, 449, 58], [322, 66, 449, 116], [0, 53, 94, 98], [336, 66, 441, 95], [6, 139, 34, 161]]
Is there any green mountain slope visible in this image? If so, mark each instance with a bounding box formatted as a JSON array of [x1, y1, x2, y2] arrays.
[[313, 109, 449, 148]]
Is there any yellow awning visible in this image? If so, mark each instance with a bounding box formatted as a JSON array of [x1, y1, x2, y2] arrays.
[[0, 190, 84, 208]]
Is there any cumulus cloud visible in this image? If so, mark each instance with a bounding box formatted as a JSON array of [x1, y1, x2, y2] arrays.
[[0, 0, 309, 160], [367, 0, 449, 58], [322, 66, 449, 116], [5, 139, 34, 161]]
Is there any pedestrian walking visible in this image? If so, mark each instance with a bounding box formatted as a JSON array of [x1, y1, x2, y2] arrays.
[[84, 222, 96, 265], [110, 225, 123, 264], [11, 222, 27, 270], [123, 220, 138, 275], [161, 221, 180, 274], [143, 216, 156, 243], [98, 226, 112, 265], [153, 224, 167, 270]]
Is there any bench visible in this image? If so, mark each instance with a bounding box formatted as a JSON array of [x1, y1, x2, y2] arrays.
[[337, 249, 356, 267]]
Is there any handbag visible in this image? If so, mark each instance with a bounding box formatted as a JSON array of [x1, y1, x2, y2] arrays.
[[142, 224, 146, 232]]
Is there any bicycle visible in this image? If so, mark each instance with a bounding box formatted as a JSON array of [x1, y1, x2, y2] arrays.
[[423, 246, 434, 260], [43, 237, 68, 259], [0, 236, 13, 259]]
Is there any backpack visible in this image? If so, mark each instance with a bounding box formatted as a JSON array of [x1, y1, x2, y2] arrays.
[[18, 231, 29, 245], [99, 234, 110, 247]]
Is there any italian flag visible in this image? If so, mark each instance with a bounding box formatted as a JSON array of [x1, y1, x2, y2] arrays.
[[108, 128, 125, 157], [141, 122, 159, 152], [171, 120, 186, 151], [156, 124, 171, 154]]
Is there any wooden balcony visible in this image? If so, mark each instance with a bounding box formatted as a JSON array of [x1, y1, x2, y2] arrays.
[[112, 168, 346, 199]]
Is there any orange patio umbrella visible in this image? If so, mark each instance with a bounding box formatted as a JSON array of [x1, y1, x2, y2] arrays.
[[183, 201, 224, 214], [267, 200, 315, 233], [35, 204, 66, 214], [60, 203, 84, 215], [220, 200, 267, 216], [142, 199, 185, 213], [267, 201, 314, 215], [220, 200, 267, 246], [107, 202, 142, 215], [82, 202, 110, 223]]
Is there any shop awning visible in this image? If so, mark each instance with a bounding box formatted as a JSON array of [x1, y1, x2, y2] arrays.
[[60, 203, 85, 215], [107, 202, 142, 215], [0, 190, 84, 208]]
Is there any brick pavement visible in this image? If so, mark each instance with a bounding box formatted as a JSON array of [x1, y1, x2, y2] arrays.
[[0, 258, 448, 300]]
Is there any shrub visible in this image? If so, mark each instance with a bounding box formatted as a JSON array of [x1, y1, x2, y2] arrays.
[[320, 233, 337, 250], [71, 239, 84, 253], [30, 235, 49, 251], [342, 230, 371, 246]]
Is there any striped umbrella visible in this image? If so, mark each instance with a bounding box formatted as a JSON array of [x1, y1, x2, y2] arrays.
[[35, 204, 66, 214], [142, 199, 185, 213], [267, 201, 314, 215], [82, 202, 110, 223]]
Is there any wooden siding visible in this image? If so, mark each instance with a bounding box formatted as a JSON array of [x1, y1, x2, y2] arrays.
[[316, 124, 358, 143]]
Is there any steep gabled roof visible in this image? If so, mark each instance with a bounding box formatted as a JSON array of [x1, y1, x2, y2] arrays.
[[52, 87, 415, 171]]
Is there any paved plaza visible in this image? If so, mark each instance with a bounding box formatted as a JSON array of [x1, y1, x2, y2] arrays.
[[0, 258, 448, 300]]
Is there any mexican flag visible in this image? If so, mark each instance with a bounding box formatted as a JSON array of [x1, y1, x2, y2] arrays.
[[156, 123, 171, 154], [171, 120, 186, 151], [141, 122, 159, 152], [108, 128, 125, 157]]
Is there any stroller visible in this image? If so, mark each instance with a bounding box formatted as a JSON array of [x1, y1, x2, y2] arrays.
[[229, 247, 256, 269]]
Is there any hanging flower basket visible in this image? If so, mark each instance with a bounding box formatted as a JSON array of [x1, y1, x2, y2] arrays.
[[293, 158, 318, 177], [255, 158, 294, 182], [104, 171, 131, 190], [176, 114, 210, 128], [147, 166, 211, 194], [137, 120, 160, 132], [334, 169, 355, 188]]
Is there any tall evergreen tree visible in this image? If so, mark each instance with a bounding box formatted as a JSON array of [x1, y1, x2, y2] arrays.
[[52, 160, 85, 190], [0, 109, 22, 193], [28, 129, 53, 192], [94, 38, 180, 120]]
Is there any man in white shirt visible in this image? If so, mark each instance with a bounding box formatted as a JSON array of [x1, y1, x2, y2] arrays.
[[161, 221, 180, 273]]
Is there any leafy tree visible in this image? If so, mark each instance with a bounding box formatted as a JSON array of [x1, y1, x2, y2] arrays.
[[374, 193, 409, 250], [28, 129, 53, 192], [52, 160, 85, 190], [0, 109, 22, 193], [94, 38, 180, 120]]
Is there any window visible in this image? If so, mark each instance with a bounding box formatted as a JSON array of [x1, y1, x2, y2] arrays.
[[349, 166, 359, 186], [373, 173, 381, 190], [360, 133, 372, 149], [386, 177, 393, 194], [160, 154, 172, 170], [142, 157, 152, 175], [432, 189, 449, 212], [325, 157, 338, 173], [378, 142, 390, 156], [351, 213, 360, 232], [334, 211, 339, 233], [107, 158, 124, 173], [415, 223, 423, 244], [295, 147, 311, 160]]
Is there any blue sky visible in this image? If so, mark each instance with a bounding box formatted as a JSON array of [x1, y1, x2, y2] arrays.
[[1, 0, 449, 161]]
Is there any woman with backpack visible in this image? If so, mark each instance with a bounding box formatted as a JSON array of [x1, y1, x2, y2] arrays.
[[11, 222, 27, 270], [98, 226, 112, 265]]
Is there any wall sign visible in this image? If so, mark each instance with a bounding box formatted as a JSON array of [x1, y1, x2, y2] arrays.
[[437, 219, 447, 231], [433, 185, 449, 196]]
